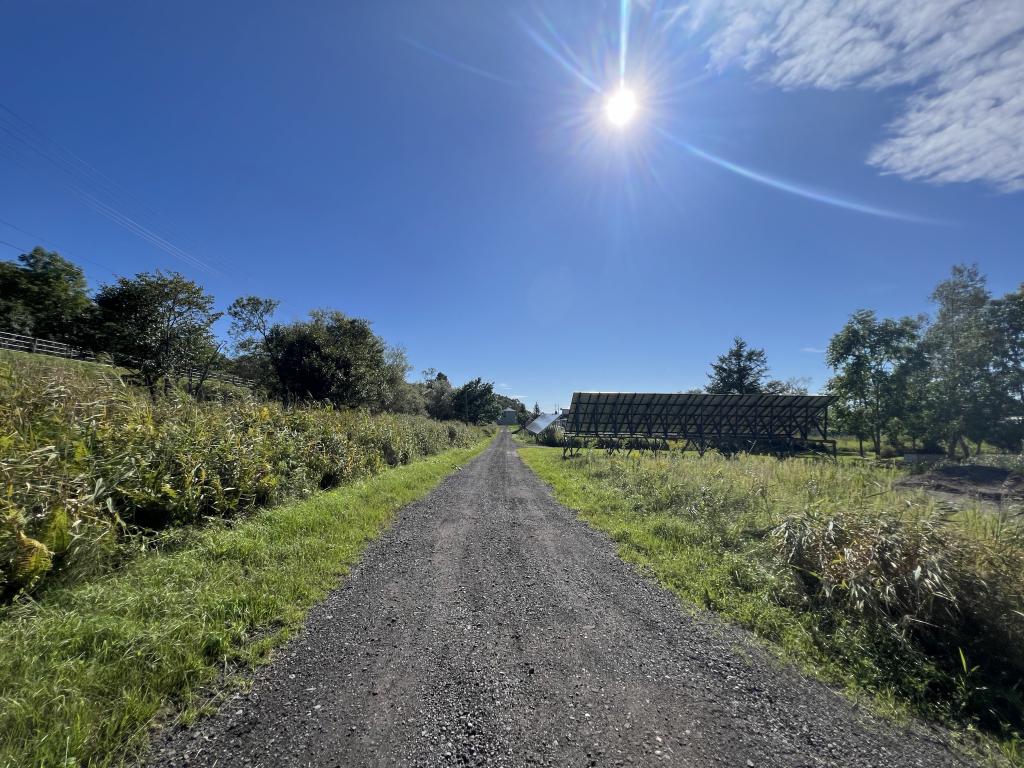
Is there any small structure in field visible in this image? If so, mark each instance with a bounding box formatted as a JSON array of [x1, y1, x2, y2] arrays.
[[498, 407, 518, 426], [560, 391, 836, 458]]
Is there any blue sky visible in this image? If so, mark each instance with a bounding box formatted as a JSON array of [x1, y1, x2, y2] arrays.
[[1, 1, 1022, 411]]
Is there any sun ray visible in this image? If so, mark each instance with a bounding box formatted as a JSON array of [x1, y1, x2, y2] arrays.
[[401, 37, 520, 87], [619, 0, 631, 83], [535, 9, 593, 81], [518, 17, 601, 93]]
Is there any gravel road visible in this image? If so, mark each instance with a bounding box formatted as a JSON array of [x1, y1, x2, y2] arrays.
[[149, 430, 971, 767]]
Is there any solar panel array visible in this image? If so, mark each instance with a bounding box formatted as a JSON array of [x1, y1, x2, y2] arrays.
[[525, 412, 560, 435], [562, 392, 834, 454]]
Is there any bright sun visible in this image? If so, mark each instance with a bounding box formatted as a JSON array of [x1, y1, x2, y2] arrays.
[[605, 86, 638, 128]]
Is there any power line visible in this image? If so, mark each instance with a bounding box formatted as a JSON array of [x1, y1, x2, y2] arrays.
[[0, 103, 203, 254], [0, 237, 29, 253], [0, 216, 119, 277], [0, 104, 305, 318], [0, 103, 219, 274]]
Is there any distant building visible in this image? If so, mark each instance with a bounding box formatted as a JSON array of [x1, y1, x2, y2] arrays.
[[498, 407, 518, 426]]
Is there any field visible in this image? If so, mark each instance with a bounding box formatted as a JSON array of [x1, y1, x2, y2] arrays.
[[518, 445, 1024, 763]]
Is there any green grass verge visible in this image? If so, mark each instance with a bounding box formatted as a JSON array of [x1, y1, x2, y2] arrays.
[[0, 438, 491, 768], [517, 446, 1023, 766]]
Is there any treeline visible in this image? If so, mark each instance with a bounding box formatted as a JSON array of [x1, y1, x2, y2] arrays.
[[702, 265, 1023, 458], [827, 265, 1022, 458], [0, 247, 524, 422]]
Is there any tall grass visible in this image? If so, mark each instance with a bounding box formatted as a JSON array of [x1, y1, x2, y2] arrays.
[[0, 442, 489, 768], [1, 351, 486, 598], [520, 447, 1024, 756]]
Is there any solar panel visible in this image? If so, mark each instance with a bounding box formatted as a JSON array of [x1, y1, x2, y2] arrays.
[[525, 412, 560, 435], [561, 392, 835, 456]]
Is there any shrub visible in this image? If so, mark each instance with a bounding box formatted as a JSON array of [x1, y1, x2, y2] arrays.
[[0, 353, 483, 598]]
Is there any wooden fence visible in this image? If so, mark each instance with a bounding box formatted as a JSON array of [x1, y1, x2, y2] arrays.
[[0, 330, 254, 388]]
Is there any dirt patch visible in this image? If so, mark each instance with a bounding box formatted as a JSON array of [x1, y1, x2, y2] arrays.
[[896, 464, 1024, 510]]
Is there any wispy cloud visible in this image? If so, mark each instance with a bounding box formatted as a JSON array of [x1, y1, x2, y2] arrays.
[[677, 1, 1024, 192], [801, 346, 825, 354]]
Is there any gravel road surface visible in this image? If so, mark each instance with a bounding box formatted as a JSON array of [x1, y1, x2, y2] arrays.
[[149, 430, 970, 767]]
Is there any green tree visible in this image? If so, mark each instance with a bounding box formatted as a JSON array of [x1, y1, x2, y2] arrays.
[[264, 310, 393, 409], [0, 247, 92, 341], [826, 309, 922, 456], [886, 343, 934, 452], [225, 295, 280, 392], [922, 264, 998, 457], [227, 295, 278, 354], [986, 283, 1024, 450], [450, 378, 500, 424], [92, 271, 221, 398], [420, 370, 454, 420], [706, 337, 769, 394], [379, 347, 426, 415], [764, 376, 812, 395]]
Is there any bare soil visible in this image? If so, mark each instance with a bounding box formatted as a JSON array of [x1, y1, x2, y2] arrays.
[[148, 431, 973, 767], [896, 464, 1024, 511]]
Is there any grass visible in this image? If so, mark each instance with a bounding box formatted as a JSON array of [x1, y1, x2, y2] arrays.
[[0, 347, 129, 376], [0, 437, 491, 768], [518, 446, 1024, 765]]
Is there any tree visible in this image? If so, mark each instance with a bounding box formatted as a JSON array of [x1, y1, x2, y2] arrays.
[[0, 247, 92, 341], [706, 337, 769, 394], [826, 309, 922, 456], [922, 264, 998, 457], [450, 378, 500, 424], [92, 271, 221, 398], [532, 402, 542, 418], [420, 370, 454, 420], [378, 347, 426, 415], [263, 310, 395, 409], [225, 295, 280, 392], [764, 376, 812, 395], [991, 284, 1024, 444], [227, 295, 278, 354], [886, 343, 934, 452]]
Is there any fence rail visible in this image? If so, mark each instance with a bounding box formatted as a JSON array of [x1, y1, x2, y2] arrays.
[[0, 330, 253, 388]]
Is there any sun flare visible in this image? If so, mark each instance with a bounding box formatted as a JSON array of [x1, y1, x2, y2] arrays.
[[605, 86, 638, 128]]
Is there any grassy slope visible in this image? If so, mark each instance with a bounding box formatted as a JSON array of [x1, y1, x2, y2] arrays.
[[0, 347, 126, 376], [518, 446, 1022, 766], [0, 438, 491, 768]]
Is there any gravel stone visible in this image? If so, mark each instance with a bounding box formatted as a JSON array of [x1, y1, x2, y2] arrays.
[[147, 431, 973, 767]]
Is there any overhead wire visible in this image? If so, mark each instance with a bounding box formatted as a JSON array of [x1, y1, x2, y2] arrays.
[[0, 103, 218, 273], [0, 216, 120, 277]]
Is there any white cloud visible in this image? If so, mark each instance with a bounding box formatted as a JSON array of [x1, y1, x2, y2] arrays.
[[800, 346, 825, 353], [678, 0, 1024, 191]]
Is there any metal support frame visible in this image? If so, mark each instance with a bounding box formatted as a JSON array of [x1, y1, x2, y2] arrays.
[[560, 392, 837, 460]]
